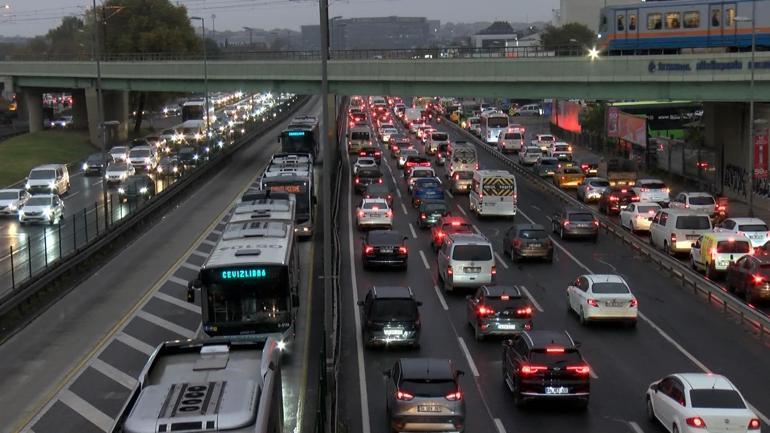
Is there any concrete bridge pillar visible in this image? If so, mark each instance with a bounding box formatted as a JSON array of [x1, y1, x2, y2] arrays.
[[0, 76, 13, 100], [70, 89, 88, 130], [85, 88, 129, 146], [22, 88, 43, 133]]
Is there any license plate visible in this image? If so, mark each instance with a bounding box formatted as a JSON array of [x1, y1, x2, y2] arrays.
[[370, 213, 381, 217], [750, 234, 762, 240], [686, 235, 699, 240], [529, 243, 542, 248], [418, 405, 441, 413], [464, 267, 481, 273], [498, 324, 517, 330], [606, 301, 625, 307], [383, 329, 402, 336], [380, 248, 393, 254], [545, 387, 569, 395]]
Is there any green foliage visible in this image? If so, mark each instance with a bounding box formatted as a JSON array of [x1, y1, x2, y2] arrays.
[[100, 0, 199, 54], [540, 22, 596, 54], [580, 103, 606, 135]]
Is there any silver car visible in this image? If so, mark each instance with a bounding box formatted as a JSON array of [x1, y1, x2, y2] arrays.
[[19, 194, 64, 225], [384, 358, 466, 433], [104, 162, 136, 184], [0, 189, 30, 216], [437, 233, 495, 292], [356, 198, 393, 230], [576, 177, 610, 203], [109, 146, 130, 163]]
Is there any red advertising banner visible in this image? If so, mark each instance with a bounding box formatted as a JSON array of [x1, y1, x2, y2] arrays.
[[606, 106, 619, 137], [551, 99, 582, 133], [616, 111, 647, 147], [754, 127, 769, 179]]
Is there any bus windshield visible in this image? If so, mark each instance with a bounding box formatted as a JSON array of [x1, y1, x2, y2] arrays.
[[281, 130, 315, 154]]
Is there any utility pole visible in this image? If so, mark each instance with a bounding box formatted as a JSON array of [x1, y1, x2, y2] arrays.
[[92, 0, 109, 227]]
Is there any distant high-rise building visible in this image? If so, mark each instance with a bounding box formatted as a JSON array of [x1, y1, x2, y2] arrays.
[[301, 16, 435, 50], [559, 0, 639, 32]]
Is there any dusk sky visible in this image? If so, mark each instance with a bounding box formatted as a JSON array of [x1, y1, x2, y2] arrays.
[[0, 0, 559, 37]]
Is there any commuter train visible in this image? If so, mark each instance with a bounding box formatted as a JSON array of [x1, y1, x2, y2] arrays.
[[598, 0, 770, 54]]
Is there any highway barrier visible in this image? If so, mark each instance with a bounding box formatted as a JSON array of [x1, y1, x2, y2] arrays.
[[442, 117, 770, 339], [0, 95, 310, 341]]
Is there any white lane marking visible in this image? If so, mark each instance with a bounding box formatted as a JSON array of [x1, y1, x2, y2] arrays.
[[472, 224, 482, 234], [494, 251, 509, 269], [179, 262, 200, 272], [154, 292, 200, 313], [91, 180, 102, 186], [446, 190, 454, 198], [90, 358, 137, 390], [456, 204, 467, 216], [457, 337, 480, 377], [531, 204, 541, 211], [115, 333, 155, 355], [516, 285, 544, 313], [494, 418, 507, 433], [628, 421, 645, 433], [167, 275, 188, 287], [433, 285, 448, 310], [58, 389, 113, 432], [190, 250, 209, 259], [136, 310, 196, 339], [401, 202, 409, 215], [585, 360, 599, 379], [346, 161, 372, 433], [419, 250, 431, 270], [200, 239, 217, 246], [395, 187, 402, 198], [408, 223, 417, 239]]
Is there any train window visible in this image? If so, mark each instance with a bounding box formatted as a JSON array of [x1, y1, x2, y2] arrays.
[[684, 11, 700, 28], [711, 8, 721, 27], [725, 8, 736, 27], [617, 14, 625, 31], [648, 13, 662, 30], [629, 13, 637, 31], [666, 12, 681, 29]]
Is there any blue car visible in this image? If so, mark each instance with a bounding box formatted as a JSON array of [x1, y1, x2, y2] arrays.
[[411, 177, 445, 207]]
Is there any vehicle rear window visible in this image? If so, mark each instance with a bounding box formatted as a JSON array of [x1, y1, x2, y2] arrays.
[[530, 349, 582, 366], [0, 191, 19, 200], [351, 131, 370, 140], [415, 180, 441, 189], [411, 169, 433, 177], [422, 203, 446, 213], [371, 299, 417, 321], [555, 145, 570, 152], [569, 213, 594, 222], [443, 223, 472, 233], [675, 216, 711, 230], [454, 172, 473, 180], [526, 147, 541, 154], [452, 245, 492, 261], [29, 170, 56, 180], [540, 159, 558, 166], [432, 132, 448, 141], [638, 205, 660, 213], [590, 180, 610, 187], [486, 295, 524, 310], [689, 389, 745, 409], [640, 181, 667, 189], [716, 240, 751, 254], [738, 224, 769, 232], [358, 169, 381, 178], [400, 379, 456, 397], [520, 230, 547, 239], [368, 232, 403, 245], [362, 201, 387, 210], [689, 196, 715, 205], [564, 167, 582, 174], [539, 135, 554, 142], [591, 282, 630, 294]]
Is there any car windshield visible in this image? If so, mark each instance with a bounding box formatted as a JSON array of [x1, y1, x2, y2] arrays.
[[402, 150, 418, 157], [689, 389, 745, 409], [717, 240, 751, 254], [590, 180, 610, 187], [530, 349, 582, 365], [29, 169, 56, 180], [351, 132, 370, 140], [432, 133, 448, 141], [591, 282, 630, 294], [107, 163, 128, 171], [371, 299, 417, 321], [422, 203, 446, 213], [400, 379, 456, 397], [0, 191, 19, 200], [362, 201, 387, 210], [452, 245, 492, 261], [415, 179, 441, 189], [676, 216, 711, 230], [130, 149, 150, 157], [539, 159, 557, 166], [689, 196, 715, 205], [640, 181, 667, 189], [356, 159, 375, 165], [358, 169, 381, 178], [453, 172, 473, 180], [569, 213, 594, 222], [738, 224, 769, 232], [520, 229, 547, 239], [27, 197, 53, 206]]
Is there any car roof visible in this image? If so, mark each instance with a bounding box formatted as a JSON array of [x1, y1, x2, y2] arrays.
[[522, 330, 575, 349], [675, 373, 735, 391], [727, 217, 766, 225], [704, 232, 751, 241], [481, 285, 522, 298], [371, 285, 413, 299], [682, 192, 713, 197], [448, 233, 488, 244], [32, 164, 64, 170], [564, 207, 591, 214], [399, 358, 454, 380], [362, 198, 388, 204], [367, 230, 404, 242], [584, 274, 626, 284], [440, 216, 469, 224], [636, 178, 666, 183]]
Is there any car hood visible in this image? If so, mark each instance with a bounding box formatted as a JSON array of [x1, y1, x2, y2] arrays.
[[22, 204, 52, 212]]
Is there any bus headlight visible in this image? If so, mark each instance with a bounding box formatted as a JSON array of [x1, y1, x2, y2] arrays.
[[140, 187, 148, 194], [277, 340, 287, 351]]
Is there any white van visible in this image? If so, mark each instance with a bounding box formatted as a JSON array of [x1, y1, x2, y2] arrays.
[[180, 119, 206, 142], [516, 104, 543, 116], [448, 144, 478, 176], [26, 164, 70, 195], [347, 126, 372, 154], [649, 209, 713, 255], [437, 233, 496, 292], [469, 170, 517, 217]]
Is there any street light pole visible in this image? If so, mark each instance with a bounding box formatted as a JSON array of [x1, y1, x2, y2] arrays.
[[737, 9, 757, 216], [191, 17, 210, 137], [92, 0, 109, 227]]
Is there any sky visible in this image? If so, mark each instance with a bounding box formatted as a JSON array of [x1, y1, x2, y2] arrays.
[[0, 0, 559, 37]]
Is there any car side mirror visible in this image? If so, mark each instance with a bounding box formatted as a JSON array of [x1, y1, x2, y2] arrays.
[[357, 301, 364, 306]]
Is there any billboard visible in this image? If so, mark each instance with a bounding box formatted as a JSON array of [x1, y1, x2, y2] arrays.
[[755, 127, 769, 179], [607, 109, 647, 147]]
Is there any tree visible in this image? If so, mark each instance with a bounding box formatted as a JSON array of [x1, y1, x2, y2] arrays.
[[579, 103, 606, 135], [540, 23, 596, 55]]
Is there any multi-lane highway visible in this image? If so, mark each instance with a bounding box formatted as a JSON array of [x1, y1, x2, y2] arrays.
[[0, 96, 323, 433], [337, 102, 770, 433]]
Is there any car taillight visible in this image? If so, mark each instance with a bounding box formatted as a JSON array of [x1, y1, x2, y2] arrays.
[[631, 196, 640, 202], [375, 151, 381, 156], [477, 305, 495, 316], [475, 163, 479, 170], [629, 298, 638, 308], [491, 265, 497, 276], [358, 211, 365, 218], [753, 275, 765, 284], [685, 417, 706, 428], [447, 265, 453, 275], [378, 178, 384, 184], [587, 299, 599, 307], [359, 151, 366, 156], [663, 187, 670, 193], [671, 233, 677, 243], [437, 231, 445, 238], [386, 210, 393, 218], [566, 365, 591, 375], [563, 220, 570, 227], [609, 196, 619, 201], [593, 220, 599, 227], [748, 418, 761, 430], [515, 306, 533, 317], [398, 246, 408, 255], [445, 390, 462, 401], [354, 177, 360, 184], [420, 213, 427, 220], [396, 390, 414, 401], [364, 245, 375, 255], [513, 239, 521, 247], [520, 365, 547, 375]]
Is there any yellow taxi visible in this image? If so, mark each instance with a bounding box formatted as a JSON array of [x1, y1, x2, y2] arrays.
[[553, 163, 586, 189], [690, 232, 753, 278]]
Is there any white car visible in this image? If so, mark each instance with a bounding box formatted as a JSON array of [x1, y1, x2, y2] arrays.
[[531, 134, 555, 153], [566, 274, 638, 326], [619, 202, 662, 232], [109, 146, 131, 163], [714, 217, 770, 249], [19, 194, 64, 225], [380, 127, 398, 143], [497, 130, 524, 154], [519, 146, 542, 166], [548, 142, 573, 161], [160, 129, 181, 144], [646, 373, 761, 433], [669, 192, 716, 215], [406, 167, 437, 192], [104, 162, 136, 184], [633, 178, 671, 205], [356, 198, 393, 230], [0, 189, 30, 216], [127, 146, 158, 170], [576, 177, 610, 203], [353, 157, 377, 175], [398, 148, 419, 168]]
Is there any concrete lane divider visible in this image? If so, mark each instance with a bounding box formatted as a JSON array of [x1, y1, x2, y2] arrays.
[[441, 116, 770, 339]]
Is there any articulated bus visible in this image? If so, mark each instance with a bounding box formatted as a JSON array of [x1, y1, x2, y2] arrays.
[[480, 111, 510, 144], [261, 170, 315, 237], [187, 220, 300, 347]]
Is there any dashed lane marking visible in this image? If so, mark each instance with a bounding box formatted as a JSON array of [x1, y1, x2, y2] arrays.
[[179, 262, 200, 272], [136, 310, 197, 339], [167, 275, 188, 287], [400, 202, 409, 215], [58, 389, 113, 433], [210, 229, 222, 236], [516, 285, 544, 313], [433, 285, 448, 311], [494, 418, 507, 433], [90, 358, 137, 390], [200, 239, 217, 247], [494, 251, 509, 269], [408, 223, 417, 239], [190, 250, 209, 259], [419, 250, 431, 270], [456, 204, 467, 216], [446, 190, 454, 198], [457, 337, 480, 377], [628, 421, 645, 433], [115, 333, 154, 356], [154, 292, 200, 313]]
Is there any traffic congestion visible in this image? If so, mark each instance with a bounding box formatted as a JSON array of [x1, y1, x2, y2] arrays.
[[339, 95, 769, 433]]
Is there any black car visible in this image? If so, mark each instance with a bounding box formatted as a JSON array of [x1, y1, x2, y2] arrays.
[[353, 167, 384, 194], [725, 254, 770, 304], [503, 330, 590, 408], [466, 285, 533, 340], [598, 187, 639, 215], [177, 146, 200, 168], [364, 183, 394, 207], [358, 147, 382, 164], [156, 156, 181, 177], [416, 199, 447, 228], [389, 135, 410, 157], [357, 286, 421, 348], [82, 152, 110, 176], [551, 207, 599, 241], [118, 175, 156, 202], [503, 224, 554, 262], [362, 230, 408, 269]]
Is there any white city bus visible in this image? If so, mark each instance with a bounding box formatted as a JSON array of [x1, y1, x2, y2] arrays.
[[480, 111, 510, 144]]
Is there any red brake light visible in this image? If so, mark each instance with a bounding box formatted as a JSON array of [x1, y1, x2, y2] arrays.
[[364, 245, 375, 255], [566, 365, 591, 375], [386, 210, 393, 218], [445, 390, 462, 401], [477, 306, 495, 316], [451, 221, 461, 226], [629, 298, 638, 308], [354, 177, 360, 184], [520, 365, 548, 375], [420, 213, 427, 219], [686, 417, 706, 428], [671, 233, 677, 243], [753, 275, 765, 284], [396, 390, 414, 401], [593, 220, 599, 227], [545, 347, 565, 353], [515, 306, 533, 317], [491, 265, 497, 276], [359, 151, 366, 156], [587, 299, 599, 307], [358, 210, 365, 218], [563, 220, 570, 227], [447, 265, 453, 275], [513, 239, 522, 247], [609, 196, 619, 201], [378, 178, 384, 184], [500, 294, 510, 300], [749, 418, 761, 430]]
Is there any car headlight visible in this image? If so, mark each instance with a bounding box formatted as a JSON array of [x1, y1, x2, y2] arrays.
[[25, 182, 30, 190], [105, 174, 110, 179], [157, 166, 163, 173], [48, 181, 55, 189], [205, 146, 210, 153], [117, 187, 125, 194], [217, 140, 224, 148], [42, 207, 52, 217], [140, 187, 148, 194], [121, 173, 127, 179], [172, 166, 178, 173], [193, 154, 199, 160], [8, 203, 17, 211], [194, 133, 201, 140], [82, 163, 89, 170]]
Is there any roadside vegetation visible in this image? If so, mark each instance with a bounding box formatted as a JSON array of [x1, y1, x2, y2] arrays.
[[0, 130, 93, 186]]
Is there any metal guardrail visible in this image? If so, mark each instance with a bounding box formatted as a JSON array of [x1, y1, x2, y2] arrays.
[[0, 96, 310, 338], [442, 117, 770, 338]]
